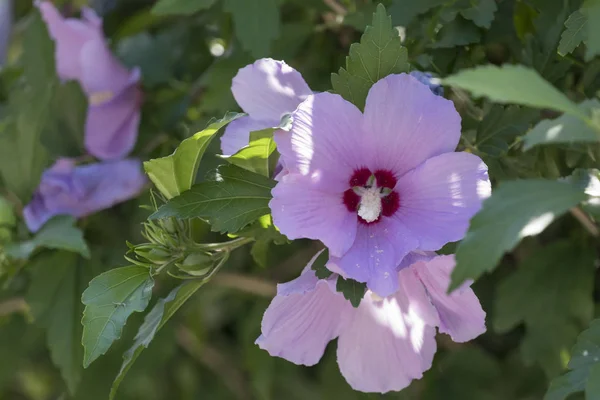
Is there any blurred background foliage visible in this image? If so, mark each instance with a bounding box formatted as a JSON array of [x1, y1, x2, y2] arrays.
[[0, 0, 599, 399]]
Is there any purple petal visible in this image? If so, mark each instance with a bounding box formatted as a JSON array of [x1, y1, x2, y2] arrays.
[[270, 173, 357, 257], [332, 219, 418, 297], [412, 255, 486, 342], [79, 37, 138, 95], [85, 84, 142, 160], [394, 151, 491, 251], [220, 116, 277, 156], [232, 58, 312, 121], [362, 73, 461, 177], [337, 289, 437, 393], [274, 92, 366, 192], [23, 158, 146, 232], [256, 266, 351, 366], [38, 1, 100, 82]]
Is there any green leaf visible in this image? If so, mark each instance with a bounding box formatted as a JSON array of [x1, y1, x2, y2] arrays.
[[331, 4, 409, 110], [558, 10, 587, 56], [443, 65, 588, 120], [144, 112, 243, 199], [5, 216, 90, 260], [151, 165, 275, 233], [110, 279, 205, 400], [523, 100, 600, 150], [27, 251, 91, 394], [389, 0, 446, 25], [336, 276, 367, 308], [223, 0, 280, 58], [224, 128, 277, 177], [546, 319, 600, 400], [0, 10, 55, 200], [151, 0, 216, 15], [310, 249, 332, 279], [81, 266, 155, 368], [431, 17, 481, 48], [584, 0, 600, 60], [494, 242, 595, 377], [461, 0, 498, 28], [450, 179, 588, 290]]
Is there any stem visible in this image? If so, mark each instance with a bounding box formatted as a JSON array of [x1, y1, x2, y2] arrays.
[[190, 237, 254, 252], [570, 207, 599, 237]]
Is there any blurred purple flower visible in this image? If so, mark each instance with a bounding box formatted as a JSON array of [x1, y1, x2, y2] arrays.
[[38, 1, 142, 160], [270, 73, 491, 297], [257, 251, 485, 393], [23, 158, 146, 232], [221, 58, 312, 156], [409, 71, 444, 96]]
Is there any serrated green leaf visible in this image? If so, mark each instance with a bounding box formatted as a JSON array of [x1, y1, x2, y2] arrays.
[[546, 319, 600, 400], [523, 100, 600, 150], [0, 10, 55, 200], [151, 165, 275, 233], [443, 65, 588, 120], [151, 0, 216, 15], [81, 266, 154, 368], [144, 112, 243, 200], [6, 216, 90, 260], [389, 0, 446, 25], [494, 242, 595, 377], [331, 3, 409, 110], [558, 10, 587, 56], [586, 363, 600, 399], [224, 0, 280, 58], [224, 128, 277, 177], [584, 0, 600, 60], [310, 249, 332, 279], [110, 279, 205, 400], [336, 276, 366, 307], [27, 251, 90, 394], [450, 180, 588, 290], [461, 0, 498, 28]]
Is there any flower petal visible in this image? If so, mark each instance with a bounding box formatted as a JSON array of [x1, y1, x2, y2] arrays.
[[23, 159, 146, 232], [256, 262, 351, 366], [274, 92, 367, 192], [85, 84, 142, 160], [232, 58, 312, 121], [79, 37, 138, 95], [394, 151, 491, 251], [270, 173, 357, 257], [38, 1, 99, 82], [220, 116, 276, 156], [337, 288, 437, 393], [412, 255, 486, 342], [362, 73, 461, 176], [332, 219, 418, 297]]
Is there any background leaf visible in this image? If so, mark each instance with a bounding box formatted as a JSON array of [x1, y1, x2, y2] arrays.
[[558, 10, 587, 56], [223, 0, 280, 58], [224, 128, 278, 177], [443, 65, 587, 120], [450, 179, 588, 290], [151, 0, 216, 15], [494, 242, 595, 377], [6, 216, 90, 260], [336, 276, 367, 308]]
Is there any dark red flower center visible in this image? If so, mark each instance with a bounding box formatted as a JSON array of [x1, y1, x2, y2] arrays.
[[342, 168, 401, 224]]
